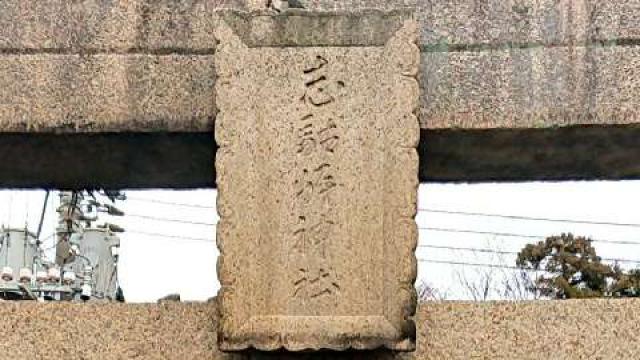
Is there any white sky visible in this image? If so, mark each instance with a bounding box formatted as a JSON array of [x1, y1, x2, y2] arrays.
[[0, 181, 638, 302]]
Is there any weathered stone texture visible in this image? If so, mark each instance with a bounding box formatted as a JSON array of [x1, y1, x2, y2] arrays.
[[3, 45, 637, 132], [296, 0, 640, 45], [416, 0, 636, 46], [0, 54, 215, 132], [420, 300, 640, 359], [422, 45, 640, 129], [294, 0, 416, 12], [0, 1, 638, 132], [1, 300, 639, 359], [218, 10, 412, 47], [215, 14, 419, 351], [0, 302, 221, 359], [0, 0, 240, 52], [3, 1, 638, 51]]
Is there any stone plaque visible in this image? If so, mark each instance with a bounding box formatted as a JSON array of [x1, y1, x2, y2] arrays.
[[215, 11, 419, 352]]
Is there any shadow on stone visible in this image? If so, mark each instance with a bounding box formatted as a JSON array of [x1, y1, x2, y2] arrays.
[[240, 350, 412, 360]]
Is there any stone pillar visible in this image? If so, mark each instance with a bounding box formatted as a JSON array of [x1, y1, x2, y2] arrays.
[[215, 10, 420, 352]]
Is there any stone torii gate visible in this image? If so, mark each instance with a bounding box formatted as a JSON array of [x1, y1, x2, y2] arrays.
[[0, 0, 638, 358]]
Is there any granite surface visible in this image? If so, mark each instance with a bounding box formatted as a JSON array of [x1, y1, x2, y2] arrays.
[[215, 15, 419, 351], [0, 1, 637, 131], [0, 299, 638, 359]]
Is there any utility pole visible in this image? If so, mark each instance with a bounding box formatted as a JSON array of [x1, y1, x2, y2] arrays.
[[55, 191, 84, 266]]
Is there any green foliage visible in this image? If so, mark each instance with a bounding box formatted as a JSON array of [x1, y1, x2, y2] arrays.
[[610, 268, 640, 298], [516, 233, 639, 299]]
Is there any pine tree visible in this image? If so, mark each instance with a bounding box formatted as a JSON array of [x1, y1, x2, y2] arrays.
[[516, 233, 639, 299]]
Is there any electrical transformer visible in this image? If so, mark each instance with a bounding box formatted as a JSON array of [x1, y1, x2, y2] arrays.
[[66, 228, 120, 301], [0, 228, 73, 301], [0, 190, 125, 302]]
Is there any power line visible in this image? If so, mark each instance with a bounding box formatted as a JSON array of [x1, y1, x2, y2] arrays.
[[119, 221, 640, 249], [419, 244, 514, 256], [36, 190, 49, 240], [419, 226, 640, 246], [126, 213, 217, 227], [125, 197, 640, 231], [126, 197, 215, 209], [119, 215, 640, 250], [124, 228, 640, 264], [127, 230, 215, 243], [125, 197, 640, 230], [118, 209, 640, 247], [418, 258, 526, 271], [127, 197, 638, 229], [40, 233, 59, 251], [418, 244, 640, 264], [421, 226, 541, 240], [419, 208, 640, 229]]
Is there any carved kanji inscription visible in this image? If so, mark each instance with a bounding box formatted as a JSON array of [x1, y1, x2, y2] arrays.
[[215, 13, 419, 352]]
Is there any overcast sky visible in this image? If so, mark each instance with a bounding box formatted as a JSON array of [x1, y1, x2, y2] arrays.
[[0, 181, 638, 302]]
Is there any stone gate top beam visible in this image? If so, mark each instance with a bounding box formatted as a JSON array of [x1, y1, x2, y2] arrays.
[[0, 1, 637, 133], [0, 1, 638, 188]]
